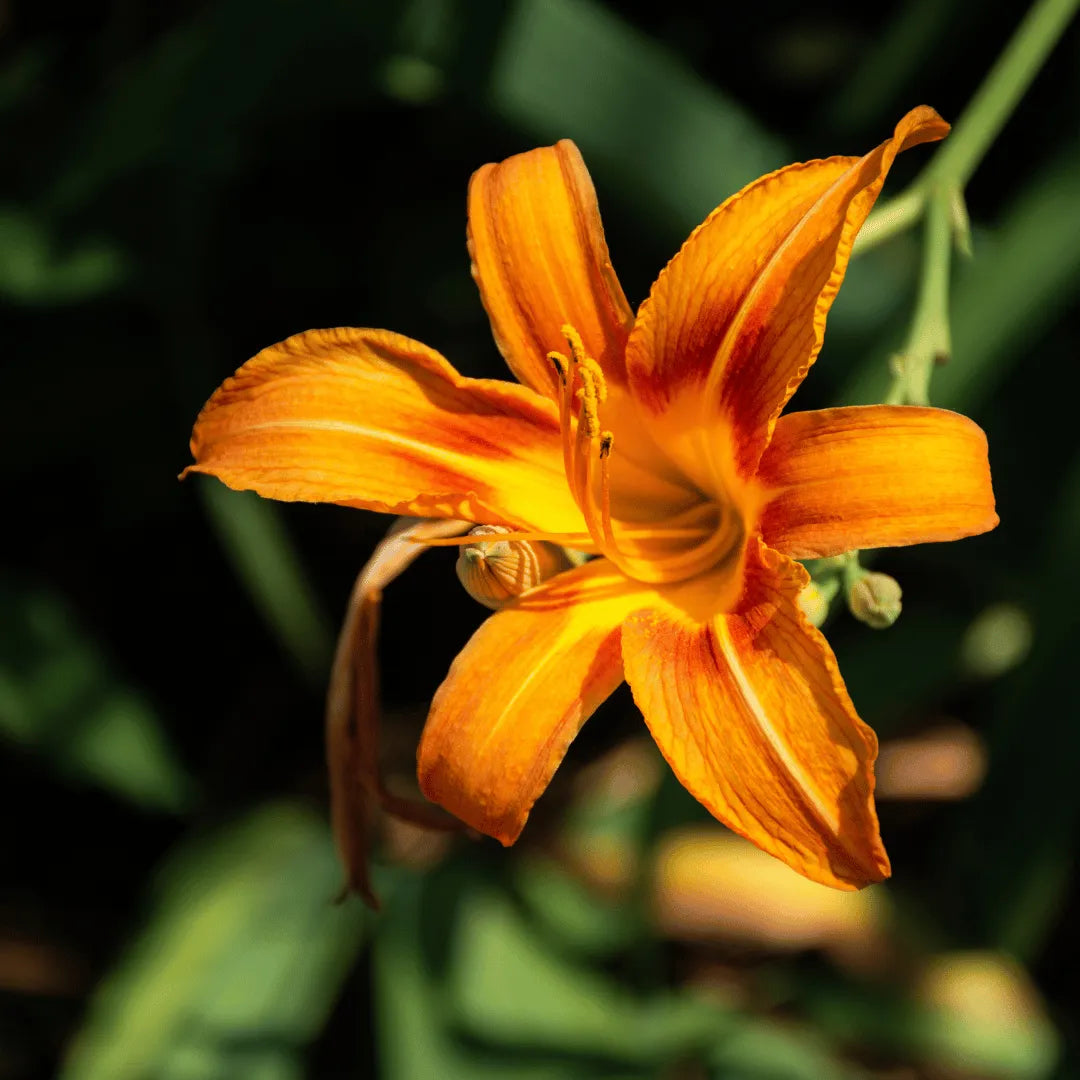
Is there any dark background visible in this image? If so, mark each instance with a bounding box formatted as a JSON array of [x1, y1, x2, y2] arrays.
[[3, 1, 1079, 1077]]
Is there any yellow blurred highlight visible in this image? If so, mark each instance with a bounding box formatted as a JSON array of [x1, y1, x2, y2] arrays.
[[919, 951, 1042, 1025], [796, 581, 830, 627], [651, 827, 885, 954], [876, 724, 987, 800], [915, 951, 1060, 1076]]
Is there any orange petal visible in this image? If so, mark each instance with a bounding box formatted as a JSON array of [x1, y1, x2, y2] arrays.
[[622, 539, 890, 890], [467, 140, 635, 400], [626, 107, 949, 488], [417, 558, 652, 844], [758, 405, 998, 558], [185, 327, 585, 534], [326, 516, 468, 907]]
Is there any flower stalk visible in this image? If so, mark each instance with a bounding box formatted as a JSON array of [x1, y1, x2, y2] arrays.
[[887, 182, 954, 405], [855, 0, 1079, 257]]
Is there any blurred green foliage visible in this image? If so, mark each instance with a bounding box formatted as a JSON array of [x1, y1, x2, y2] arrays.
[[60, 804, 365, 1080], [4, 0, 1079, 1077]]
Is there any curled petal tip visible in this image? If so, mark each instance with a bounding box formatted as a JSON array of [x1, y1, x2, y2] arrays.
[[895, 105, 951, 149]]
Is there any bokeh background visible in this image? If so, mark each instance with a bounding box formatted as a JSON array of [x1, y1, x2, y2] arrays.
[[5, 0, 1080, 1077]]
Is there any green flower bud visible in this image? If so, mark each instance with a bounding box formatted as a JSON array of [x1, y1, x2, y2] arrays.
[[848, 571, 903, 629], [798, 582, 831, 628]]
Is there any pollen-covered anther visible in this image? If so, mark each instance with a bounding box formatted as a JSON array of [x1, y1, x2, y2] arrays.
[[546, 350, 569, 384], [577, 356, 607, 403], [455, 525, 575, 610], [576, 368, 602, 439], [561, 323, 588, 367]]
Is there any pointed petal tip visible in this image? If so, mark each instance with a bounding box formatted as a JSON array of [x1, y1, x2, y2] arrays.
[[895, 105, 950, 150]]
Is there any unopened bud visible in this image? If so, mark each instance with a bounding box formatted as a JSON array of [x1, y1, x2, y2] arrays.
[[848, 571, 902, 629], [798, 582, 831, 628], [455, 525, 575, 610]]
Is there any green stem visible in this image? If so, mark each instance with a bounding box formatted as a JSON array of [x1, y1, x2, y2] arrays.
[[927, 0, 1078, 190], [887, 184, 954, 405], [854, 0, 1078, 255]]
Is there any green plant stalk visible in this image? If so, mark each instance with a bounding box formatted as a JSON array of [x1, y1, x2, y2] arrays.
[[854, 0, 1078, 255], [886, 184, 954, 405], [929, 0, 1078, 189]]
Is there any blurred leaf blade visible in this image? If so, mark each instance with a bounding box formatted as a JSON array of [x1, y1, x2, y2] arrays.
[[0, 575, 194, 812], [0, 206, 126, 305], [197, 482, 334, 687], [60, 802, 366, 1080], [373, 872, 574, 1080], [450, 884, 865, 1077]]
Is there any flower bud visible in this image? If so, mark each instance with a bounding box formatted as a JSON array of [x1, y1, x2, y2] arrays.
[[797, 582, 831, 628], [455, 525, 575, 610], [848, 571, 903, 629]]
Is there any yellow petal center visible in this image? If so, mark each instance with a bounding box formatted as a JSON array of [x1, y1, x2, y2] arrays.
[[548, 325, 744, 586]]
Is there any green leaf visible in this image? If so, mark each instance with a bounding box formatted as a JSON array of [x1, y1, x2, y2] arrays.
[[373, 872, 576, 1080], [0, 206, 125, 304], [0, 574, 194, 811], [450, 886, 719, 1062], [512, 855, 640, 959], [450, 885, 863, 1077], [60, 802, 366, 1080], [197, 482, 334, 688]]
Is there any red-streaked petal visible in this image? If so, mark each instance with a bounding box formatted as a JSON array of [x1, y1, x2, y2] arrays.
[[468, 139, 635, 400], [185, 327, 586, 534], [758, 405, 998, 558], [417, 558, 653, 844], [622, 539, 889, 890], [625, 107, 949, 489]]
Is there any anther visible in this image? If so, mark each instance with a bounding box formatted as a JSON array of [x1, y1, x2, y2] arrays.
[[599, 431, 613, 458], [576, 369, 601, 439], [578, 357, 608, 402], [547, 350, 569, 384], [561, 324, 587, 366]]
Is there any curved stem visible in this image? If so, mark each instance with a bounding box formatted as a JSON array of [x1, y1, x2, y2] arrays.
[[888, 183, 954, 405], [854, 0, 1078, 256]]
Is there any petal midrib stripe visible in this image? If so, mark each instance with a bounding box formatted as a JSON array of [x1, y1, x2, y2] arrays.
[[229, 418, 565, 478], [712, 617, 841, 837]]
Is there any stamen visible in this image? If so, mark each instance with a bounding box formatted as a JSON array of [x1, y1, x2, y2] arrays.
[[561, 324, 587, 367], [576, 368, 601, 439], [577, 356, 607, 402], [412, 531, 599, 550], [547, 350, 568, 384], [598, 433, 622, 560]]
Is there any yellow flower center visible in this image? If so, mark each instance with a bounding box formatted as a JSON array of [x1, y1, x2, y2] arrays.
[[546, 325, 743, 586], [416, 327, 746, 587]]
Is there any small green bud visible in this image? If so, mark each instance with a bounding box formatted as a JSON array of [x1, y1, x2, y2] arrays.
[[848, 571, 902, 629], [798, 582, 831, 627]]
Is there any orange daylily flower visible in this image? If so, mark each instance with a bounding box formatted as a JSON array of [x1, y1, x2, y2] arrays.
[[186, 106, 996, 890]]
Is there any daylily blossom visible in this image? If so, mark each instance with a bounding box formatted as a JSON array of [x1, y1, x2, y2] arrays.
[[186, 105, 996, 890]]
